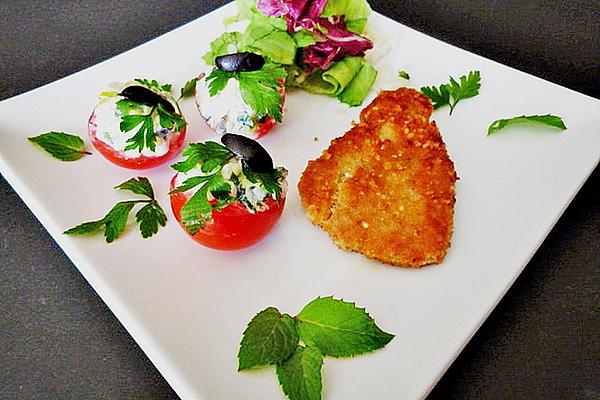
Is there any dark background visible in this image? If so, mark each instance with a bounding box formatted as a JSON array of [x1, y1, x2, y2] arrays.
[[1, 1, 598, 399]]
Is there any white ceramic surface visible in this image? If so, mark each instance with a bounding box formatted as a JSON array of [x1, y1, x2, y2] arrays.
[[1, 4, 599, 400]]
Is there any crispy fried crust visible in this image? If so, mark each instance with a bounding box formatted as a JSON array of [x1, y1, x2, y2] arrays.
[[298, 88, 458, 267]]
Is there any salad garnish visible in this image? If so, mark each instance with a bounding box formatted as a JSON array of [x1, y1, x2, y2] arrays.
[[203, 0, 378, 106], [28, 131, 91, 161], [171, 138, 286, 234], [487, 114, 567, 135], [421, 70, 481, 115], [238, 296, 394, 400], [64, 177, 167, 243]]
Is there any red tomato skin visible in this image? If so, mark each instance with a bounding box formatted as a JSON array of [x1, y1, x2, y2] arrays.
[[88, 110, 186, 170], [169, 175, 285, 250]]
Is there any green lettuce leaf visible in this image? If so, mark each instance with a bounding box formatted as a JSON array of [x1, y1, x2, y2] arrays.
[[321, 0, 372, 34], [338, 60, 378, 106]]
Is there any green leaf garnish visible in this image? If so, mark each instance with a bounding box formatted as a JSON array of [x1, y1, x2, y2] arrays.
[[398, 70, 410, 80], [296, 296, 394, 357], [237, 297, 393, 400], [487, 114, 567, 136], [117, 80, 185, 153], [134, 78, 171, 93], [64, 177, 166, 243], [202, 32, 242, 65], [238, 307, 299, 371], [179, 173, 233, 234], [179, 78, 198, 99], [28, 132, 91, 161], [206, 62, 287, 122], [276, 346, 323, 400], [421, 70, 481, 115], [171, 142, 234, 173]]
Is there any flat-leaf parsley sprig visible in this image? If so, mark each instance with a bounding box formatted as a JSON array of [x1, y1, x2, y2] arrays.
[[64, 177, 167, 243], [206, 61, 287, 122], [238, 296, 394, 400], [170, 141, 285, 235], [421, 70, 481, 115], [116, 80, 186, 153]]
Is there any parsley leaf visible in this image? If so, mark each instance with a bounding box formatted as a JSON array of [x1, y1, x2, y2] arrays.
[[421, 70, 481, 115], [134, 78, 171, 93], [179, 78, 198, 99], [206, 68, 236, 97], [64, 177, 166, 243], [136, 201, 167, 238], [296, 296, 395, 357], [115, 176, 154, 198], [206, 62, 287, 122], [242, 162, 284, 201], [238, 307, 299, 371], [276, 346, 323, 400], [122, 113, 156, 152], [28, 131, 91, 161], [398, 70, 410, 80], [171, 142, 234, 173], [179, 173, 233, 234], [487, 114, 567, 136]]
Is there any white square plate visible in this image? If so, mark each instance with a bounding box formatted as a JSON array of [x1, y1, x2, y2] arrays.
[[1, 3, 598, 399]]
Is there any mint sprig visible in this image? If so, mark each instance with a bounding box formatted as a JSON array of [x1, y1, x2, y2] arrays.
[[487, 114, 567, 135], [276, 346, 323, 400], [421, 70, 481, 115], [238, 297, 394, 400], [64, 177, 166, 242], [28, 131, 91, 161]]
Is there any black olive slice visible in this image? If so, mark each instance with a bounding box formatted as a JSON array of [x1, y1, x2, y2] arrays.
[[215, 52, 265, 72], [221, 133, 274, 173], [119, 85, 175, 113]]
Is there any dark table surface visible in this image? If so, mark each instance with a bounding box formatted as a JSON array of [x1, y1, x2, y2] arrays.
[[1, 1, 598, 399]]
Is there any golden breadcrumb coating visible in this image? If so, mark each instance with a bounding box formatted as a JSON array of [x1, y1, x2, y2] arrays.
[[298, 88, 458, 267]]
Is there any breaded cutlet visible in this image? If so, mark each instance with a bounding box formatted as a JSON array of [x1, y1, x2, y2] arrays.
[[298, 87, 458, 267]]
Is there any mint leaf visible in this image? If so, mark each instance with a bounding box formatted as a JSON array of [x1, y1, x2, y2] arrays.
[[276, 346, 323, 400], [28, 131, 91, 161], [179, 78, 198, 99], [238, 307, 299, 371], [296, 296, 394, 357], [136, 201, 167, 238], [64, 177, 166, 243], [487, 114, 567, 136], [421, 70, 481, 114], [115, 177, 154, 199]]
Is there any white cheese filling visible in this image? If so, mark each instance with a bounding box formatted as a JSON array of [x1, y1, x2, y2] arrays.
[[175, 157, 287, 212], [196, 77, 259, 137], [94, 85, 180, 158]]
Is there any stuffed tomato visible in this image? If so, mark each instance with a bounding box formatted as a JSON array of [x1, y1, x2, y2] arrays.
[[196, 52, 286, 139], [88, 79, 186, 169], [170, 133, 287, 250]]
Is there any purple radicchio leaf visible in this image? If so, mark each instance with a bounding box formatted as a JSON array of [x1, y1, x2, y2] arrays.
[[302, 17, 373, 69], [257, 0, 373, 70]]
